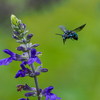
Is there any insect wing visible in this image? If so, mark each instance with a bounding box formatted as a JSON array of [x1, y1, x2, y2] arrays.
[[59, 25, 66, 32], [72, 24, 86, 32]]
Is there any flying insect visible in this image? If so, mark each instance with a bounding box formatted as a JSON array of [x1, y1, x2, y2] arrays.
[[56, 24, 86, 44]]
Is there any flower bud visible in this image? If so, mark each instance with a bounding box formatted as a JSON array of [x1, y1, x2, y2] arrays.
[[32, 44, 39, 47], [12, 35, 19, 40], [11, 14, 18, 25], [17, 46, 25, 51], [27, 33, 33, 40]]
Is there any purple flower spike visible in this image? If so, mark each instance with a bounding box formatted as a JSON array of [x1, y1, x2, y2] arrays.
[[0, 49, 18, 66], [15, 64, 32, 78], [42, 86, 61, 100], [19, 98, 30, 100], [28, 49, 41, 65]]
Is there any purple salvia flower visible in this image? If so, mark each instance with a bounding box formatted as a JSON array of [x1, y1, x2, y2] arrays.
[[15, 64, 32, 78], [28, 48, 41, 65], [42, 86, 61, 100], [0, 49, 21, 66]]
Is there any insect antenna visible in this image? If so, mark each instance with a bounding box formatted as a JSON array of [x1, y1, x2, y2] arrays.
[[55, 33, 62, 36]]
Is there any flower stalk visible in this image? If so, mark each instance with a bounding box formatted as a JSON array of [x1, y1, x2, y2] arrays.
[[0, 14, 61, 100]]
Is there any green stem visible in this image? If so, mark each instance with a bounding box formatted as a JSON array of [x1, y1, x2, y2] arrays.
[[28, 50, 41, 100]]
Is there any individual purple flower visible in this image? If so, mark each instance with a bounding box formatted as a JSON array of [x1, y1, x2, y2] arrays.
[[23, 84, 36, 91], [42, 86, 61, 100], [0, 49, 21, 66], [28, 48, 41, 65], [15, 64, 32, 78], [18, 98, 30, 100], [17, 84, 37, 98], [17, 84, 35, 92], [36, 65, 48, 72]]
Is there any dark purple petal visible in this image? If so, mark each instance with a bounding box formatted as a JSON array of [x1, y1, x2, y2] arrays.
[[31, 49, 36, 58], [35, 56, 41, 64], [15, 71, 22, 78], [46, 86, 54, 94], [3, 49, 14, 56], [15, 70, 24, 78], [25, 92, 35, 97], [0, 57, 13, 66], [26, 68, 32, 74], [28, 58, 35, 65], [20, 64, 26, 70], [15, 70, 25, 78], [23, 84, 33, 91], [22, 61, 28, 65]]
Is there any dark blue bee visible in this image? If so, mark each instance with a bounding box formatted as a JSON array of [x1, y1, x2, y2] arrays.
[[56, 24, 86, 44]]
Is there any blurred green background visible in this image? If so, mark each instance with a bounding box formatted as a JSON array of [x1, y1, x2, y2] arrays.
[[0, 0, 100, 100]]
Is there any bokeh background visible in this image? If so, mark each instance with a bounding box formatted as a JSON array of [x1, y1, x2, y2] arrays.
[[0, 0, 100, 100]]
